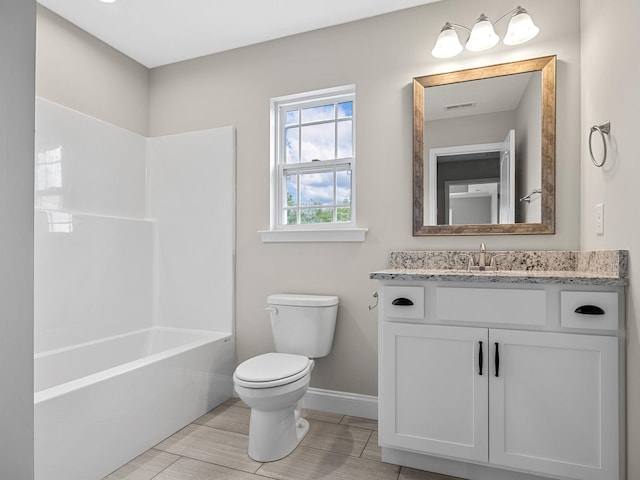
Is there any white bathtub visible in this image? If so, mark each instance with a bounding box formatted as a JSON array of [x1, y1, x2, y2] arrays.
[[34, 327, 235, 480]]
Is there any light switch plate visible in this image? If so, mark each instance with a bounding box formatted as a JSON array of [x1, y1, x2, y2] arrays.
[[595, 203, 604, 235]]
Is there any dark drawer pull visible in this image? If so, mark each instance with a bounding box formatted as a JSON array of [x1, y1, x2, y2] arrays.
[[575, 305, 605, 315], [392, 297, 414, 306]]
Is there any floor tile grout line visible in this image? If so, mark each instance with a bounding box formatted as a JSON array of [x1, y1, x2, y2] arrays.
[[358, 429, 375, 459], [151, 450, 265, 476], [146, 453, 183, 480], [193, 414, 376, 438], [292, 442, 389, 464], [310, 420, 374, 431], [191, 420, 249, 436]]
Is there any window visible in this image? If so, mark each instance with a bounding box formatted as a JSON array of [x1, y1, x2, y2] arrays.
[[262, 85, 366, 242]]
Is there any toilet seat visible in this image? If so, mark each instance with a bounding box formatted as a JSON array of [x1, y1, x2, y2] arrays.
[[234, 353, 311, 389]]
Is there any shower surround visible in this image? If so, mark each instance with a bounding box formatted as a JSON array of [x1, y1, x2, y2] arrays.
[[33, 98, 236, 480]]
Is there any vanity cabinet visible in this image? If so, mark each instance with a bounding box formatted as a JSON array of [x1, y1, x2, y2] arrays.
[[377, 282, 624, 480]]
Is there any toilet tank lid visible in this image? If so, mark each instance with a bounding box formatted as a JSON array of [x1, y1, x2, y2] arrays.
[[268, 293, 339, 307]]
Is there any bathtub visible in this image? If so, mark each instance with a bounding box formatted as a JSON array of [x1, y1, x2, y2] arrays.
[[34, 327, 235, 480]]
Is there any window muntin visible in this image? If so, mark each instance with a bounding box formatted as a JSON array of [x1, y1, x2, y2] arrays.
[[274, 87, 355, 229]]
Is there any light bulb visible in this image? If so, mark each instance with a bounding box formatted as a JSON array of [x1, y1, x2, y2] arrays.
[[431, 23, 463, 59], [504, 7, 539, 45], [466, 14, 499, 52]]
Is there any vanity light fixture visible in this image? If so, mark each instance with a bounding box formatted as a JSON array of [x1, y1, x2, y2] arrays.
[[432, 5, 539, 59], [98, 0, 117, 3]]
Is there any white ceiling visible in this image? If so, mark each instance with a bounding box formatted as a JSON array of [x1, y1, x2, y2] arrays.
[[37, 0, 442, 68]]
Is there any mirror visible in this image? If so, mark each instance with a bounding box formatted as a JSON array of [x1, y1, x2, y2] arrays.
[[413, 55, 556, 235]]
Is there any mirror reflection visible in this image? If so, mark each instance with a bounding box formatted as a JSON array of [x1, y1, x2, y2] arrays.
[[413, 56, 556, 236]]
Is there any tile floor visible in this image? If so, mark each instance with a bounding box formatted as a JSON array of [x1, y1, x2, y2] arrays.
[[104, 398, 463, 480]]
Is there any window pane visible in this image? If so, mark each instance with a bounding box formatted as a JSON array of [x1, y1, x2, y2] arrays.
[[285, 209, 298, 225], [337, 101, 353, 118], [286, 173, 298, 206], [301, 123, 335, 162], [337, 207, 351, 222], [337, 120, 353, 158], [285, 127, 299, 163], [302, 104, 334, 123], [336, 169, 352, 206], [300, 208, 333, 224], [285, 109, 299, 125], [300, 170, 334, 206]]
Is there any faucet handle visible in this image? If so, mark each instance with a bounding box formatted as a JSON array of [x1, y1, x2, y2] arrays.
[[480, 242, 487, 252], [489, 253, 507, 268], [458, 253, 475, 270]]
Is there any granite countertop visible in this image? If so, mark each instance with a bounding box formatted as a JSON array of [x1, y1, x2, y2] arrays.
[[370, 250, 629, 286]]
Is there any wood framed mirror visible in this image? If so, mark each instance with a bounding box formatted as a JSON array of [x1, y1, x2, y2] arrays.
[[413, 55, 556, 235]]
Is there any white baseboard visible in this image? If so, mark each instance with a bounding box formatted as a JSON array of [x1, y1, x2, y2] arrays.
[[302, 387, 378, 420]]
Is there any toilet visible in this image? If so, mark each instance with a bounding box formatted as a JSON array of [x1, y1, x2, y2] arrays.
[[233, 293, 339, 462]]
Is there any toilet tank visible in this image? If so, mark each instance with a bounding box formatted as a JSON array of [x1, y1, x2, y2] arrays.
[[267, 294, 339, 358]]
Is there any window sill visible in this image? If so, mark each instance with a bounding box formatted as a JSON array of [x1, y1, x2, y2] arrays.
[[259, 227, 368, 243]]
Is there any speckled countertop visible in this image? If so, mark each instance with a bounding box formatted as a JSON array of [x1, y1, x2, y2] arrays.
[[370, 250, 629, 286]]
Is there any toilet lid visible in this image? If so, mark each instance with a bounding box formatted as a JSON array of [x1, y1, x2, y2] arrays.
[[234, 353, 311, 387]]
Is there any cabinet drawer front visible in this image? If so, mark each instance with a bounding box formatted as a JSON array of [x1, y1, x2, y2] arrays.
[[381, 286, 424, 319], [561, 291, 619, 330], [436, 287, 546, 326]]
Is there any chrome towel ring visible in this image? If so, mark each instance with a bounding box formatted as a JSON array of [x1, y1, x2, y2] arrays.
[[589, 121, 611, 167]]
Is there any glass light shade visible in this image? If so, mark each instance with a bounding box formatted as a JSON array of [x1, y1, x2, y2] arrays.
[[466, 15, 499, 52], [431, 24, 463, 58], [504, 8, 539, 45]]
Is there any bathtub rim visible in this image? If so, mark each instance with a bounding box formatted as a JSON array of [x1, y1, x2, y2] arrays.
[[34, 326, 232, 404]]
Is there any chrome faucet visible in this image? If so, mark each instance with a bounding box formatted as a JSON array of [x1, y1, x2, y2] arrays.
[[460, 244, 505, 272], [465, 243, 504, 271]]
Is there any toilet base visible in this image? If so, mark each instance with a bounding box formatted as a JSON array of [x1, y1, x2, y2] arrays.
[[247, 402, 309, 462]]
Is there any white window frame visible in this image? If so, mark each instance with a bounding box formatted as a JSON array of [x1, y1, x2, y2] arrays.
[[261, 85, 367, 243]]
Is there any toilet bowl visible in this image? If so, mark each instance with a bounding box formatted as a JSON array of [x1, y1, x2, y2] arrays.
[[233, 353, 314, 462], [233, 293, 338, 462]]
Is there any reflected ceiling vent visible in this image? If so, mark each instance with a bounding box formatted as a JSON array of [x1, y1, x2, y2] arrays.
[[444, 101, 476, 111]]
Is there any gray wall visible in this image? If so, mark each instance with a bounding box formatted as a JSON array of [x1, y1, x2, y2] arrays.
[[148, 0, 582, 395], [36, 6, 149, 135], [580, 0, 640, 477], [0, 1, 35, 478]]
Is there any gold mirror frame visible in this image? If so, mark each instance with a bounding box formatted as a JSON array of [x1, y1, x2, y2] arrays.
[[413, 55, 556, 236]]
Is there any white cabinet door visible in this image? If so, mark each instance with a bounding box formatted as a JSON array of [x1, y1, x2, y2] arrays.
[[489, 329, 618, 480], [380, 323, 488, 462]]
